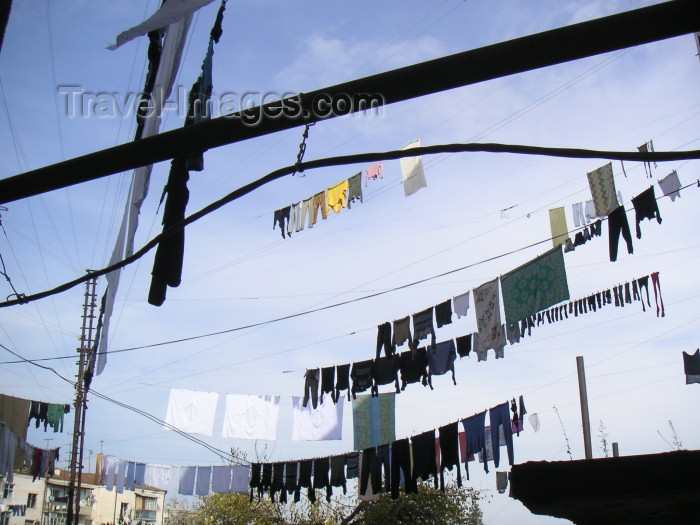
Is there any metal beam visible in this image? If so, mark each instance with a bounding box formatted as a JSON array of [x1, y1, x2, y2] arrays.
[[1, 0, 699, 204]]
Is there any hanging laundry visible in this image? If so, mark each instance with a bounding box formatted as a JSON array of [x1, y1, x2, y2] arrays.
[[98, 12, 193, 373], [0, 394, 29, 440], [658, 170, 682, 201], [587, 162, 620, 217], [683, 349, 700, 385], [211, 465, 231, 493], [229, 465, 249, 493], [506, 324, 521, 345], [501, 245, 570, 325], [373, 355, 401, 395], [607, 205, 633, 262], [376, 322, 394, 358], [651, 271, 665, 317], [347, 172, 363, 208], [335, 363, 351, 402], [298, 196, 313, 231], [327, 455, 347, 498], [631, 186, 662, 239], [411, 430, 439, 488], [637, 140, 656, 178], [365, 161, 383, 186], [222, 394, 280, 440], [412, 307, 436, 347], [320, 366, 335, 404], [435, 299, 453, 328], [273, 206, 291, 238], [346, 452, 360, 480], [453, 291, 470, 319], [178, 466, 197, 496], [302, 368, 319, 408], [548, 206, 570, 249], [427, 340, 457, 388], [528, 413, 541, 432], [392, 316, 413, 349], [584, 199, 599, 223], [571, 202, 588, 227], [288, 201, 301, 237], [108, 0, 216, 49], [45, 404, 69, 433], [148, 2, 226, 305], [438, 422, 462, 490], [291, 396, 344, 441], [399, 347, 428, 390], [196, 466, 212, 496], [164, 388, 218, 437], [352, 393, 395, 451], [116, 459, 127, 494], [399, 139, 428, 196], [496, 471, 509, 494], [473, 278, 506, 361], [456, 334, 472, 357], [461, 411, 487, 478], [489, 402, 515, 468], [391, 438, 416, 498], [310, 190, 328, 225], [326, 179, 350, 214], [350, 359, 375, 399]]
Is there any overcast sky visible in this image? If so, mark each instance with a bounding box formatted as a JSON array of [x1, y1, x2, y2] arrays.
[[1, 1, 699, 523]]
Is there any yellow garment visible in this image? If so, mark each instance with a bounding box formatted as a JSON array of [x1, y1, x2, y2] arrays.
[[549, 206, 570, 248], [326, 180, 349, 214]]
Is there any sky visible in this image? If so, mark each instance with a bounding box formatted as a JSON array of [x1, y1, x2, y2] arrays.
[[1, 0, 699, 523]]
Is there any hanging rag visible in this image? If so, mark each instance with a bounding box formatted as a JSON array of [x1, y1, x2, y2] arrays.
[[631, 186, 662, 239]]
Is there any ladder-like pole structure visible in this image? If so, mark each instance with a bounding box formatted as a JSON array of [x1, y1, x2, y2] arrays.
[[66, 272, 97, 525]]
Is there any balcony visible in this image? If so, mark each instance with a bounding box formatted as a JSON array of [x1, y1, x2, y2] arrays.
[[134, 509, 157, 521]]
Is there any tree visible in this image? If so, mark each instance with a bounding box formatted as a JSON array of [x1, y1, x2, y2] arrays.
[[195, 491, 282, 525], [346, 482, 484, 525], [190, 482, 484, 525]]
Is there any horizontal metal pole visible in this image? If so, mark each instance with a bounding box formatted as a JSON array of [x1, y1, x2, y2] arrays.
[[1, 0, 699, 204]]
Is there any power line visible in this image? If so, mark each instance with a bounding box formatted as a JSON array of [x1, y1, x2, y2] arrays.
[[1, 141, 697, 310], [0, 341, 246, 465], [2, 178, 697, 367]]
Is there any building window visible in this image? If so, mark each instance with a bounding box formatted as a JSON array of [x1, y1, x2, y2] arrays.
[[144, 497, 157, 511], [27, 493, 38, 508], [2, 483, 13, 500]]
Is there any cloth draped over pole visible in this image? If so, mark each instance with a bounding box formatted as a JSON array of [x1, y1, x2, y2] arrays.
[[96, 12, 194, 375]]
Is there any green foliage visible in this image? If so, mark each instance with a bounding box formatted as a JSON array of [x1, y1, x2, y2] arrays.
[[187, 482, 484, 525], [349, 482, 484, 525], [196, 491, 281, 525]]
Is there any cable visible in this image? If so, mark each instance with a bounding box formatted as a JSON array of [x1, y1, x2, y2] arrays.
[[2, 141, 698, 309], [0, 178, 697, 368], [0, 341, 246, 465]]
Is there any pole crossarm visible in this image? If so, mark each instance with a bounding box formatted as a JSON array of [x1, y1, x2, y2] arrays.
[[0, 0, 699, 204]]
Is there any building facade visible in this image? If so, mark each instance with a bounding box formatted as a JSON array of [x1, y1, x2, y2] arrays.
[[0, 472, 165, 525]]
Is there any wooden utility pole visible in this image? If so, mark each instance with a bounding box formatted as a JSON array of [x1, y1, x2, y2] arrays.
[[576, 356, 593, 460], [67, 272, 97, 525]]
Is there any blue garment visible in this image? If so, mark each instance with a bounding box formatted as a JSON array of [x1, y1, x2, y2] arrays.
[[461, 411, 487, 478], [196, 466, 211, 496], [489, 402, 514, 468], [125, 461, 136, 491], [116, 460, 127, 494], [178, 466, 196, 496], [212, 465, 232, 493], [134, 462, 146, 491]]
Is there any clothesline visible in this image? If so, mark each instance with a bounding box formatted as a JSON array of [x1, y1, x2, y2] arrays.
[[298, 271, 662, 408], [95, 395, 525, 503], [0, 419, 61, 483], [2, 142, 695, 309]]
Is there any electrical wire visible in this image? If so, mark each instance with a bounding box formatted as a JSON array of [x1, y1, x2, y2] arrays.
[[1, 141, 697, 310]]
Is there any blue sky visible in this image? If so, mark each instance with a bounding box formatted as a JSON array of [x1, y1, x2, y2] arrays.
[[1, 1, 699, 523]]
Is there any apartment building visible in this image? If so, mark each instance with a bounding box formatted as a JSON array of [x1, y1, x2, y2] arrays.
[[0, 471, 165, 525]]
